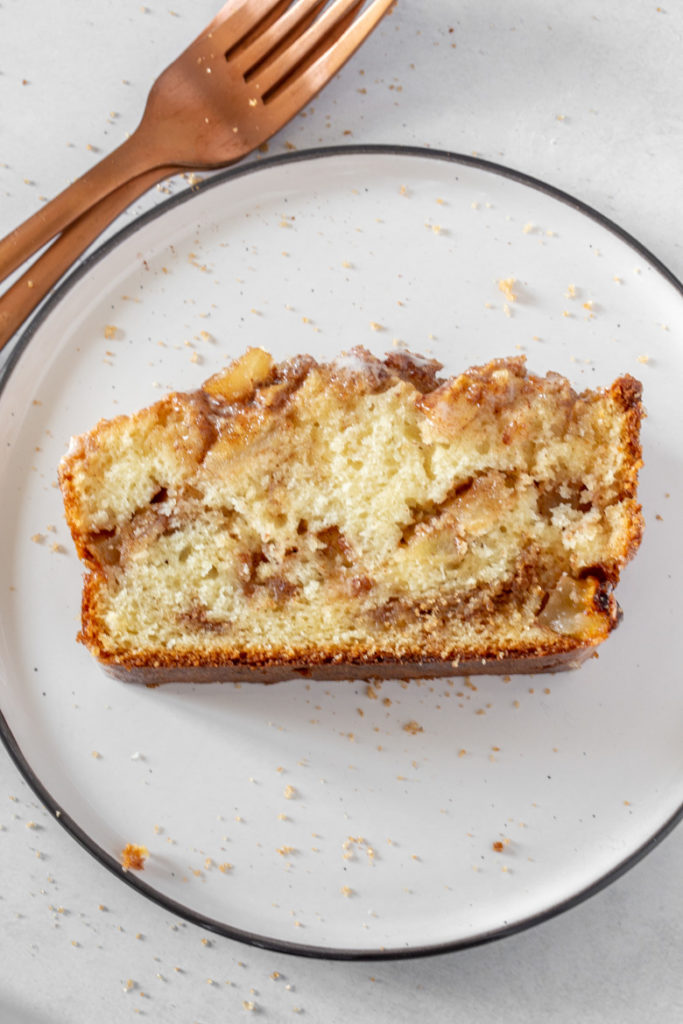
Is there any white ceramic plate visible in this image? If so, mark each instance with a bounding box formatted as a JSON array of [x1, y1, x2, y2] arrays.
[[1, 147, 682, 959]]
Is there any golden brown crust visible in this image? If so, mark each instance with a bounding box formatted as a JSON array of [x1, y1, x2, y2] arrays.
[[104, 647, 597, 685], [609, 374, 645, 564], [81, 629, 598, 673]]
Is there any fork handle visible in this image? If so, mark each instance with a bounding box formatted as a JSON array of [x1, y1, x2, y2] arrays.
[[0, 166, 179, 355], [0, 130, 167, 286]]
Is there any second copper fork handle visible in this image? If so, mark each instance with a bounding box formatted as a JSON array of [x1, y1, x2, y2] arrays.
[[0, 167, 180, 354]]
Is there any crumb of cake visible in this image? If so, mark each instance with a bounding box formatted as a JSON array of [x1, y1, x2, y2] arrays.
[[497, 277, 518, 302], [120, 844, 148, 872], [103, 325, 120, 340], [403, 720, 423, 735], [492, 841, 504, 852], [283, 785, 296, 800]]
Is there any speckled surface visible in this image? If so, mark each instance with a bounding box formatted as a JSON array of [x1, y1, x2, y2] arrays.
[[1, 1, 682, 1020]]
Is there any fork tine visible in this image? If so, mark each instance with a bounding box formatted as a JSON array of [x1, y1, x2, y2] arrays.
[[230, 0, 328, 76], [249, 0, 364, 97], [263, 0, 394, 106], [204, 0, 288, 52]]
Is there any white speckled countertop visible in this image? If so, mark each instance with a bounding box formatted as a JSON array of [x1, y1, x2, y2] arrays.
[[1, 1, 682, 1020]]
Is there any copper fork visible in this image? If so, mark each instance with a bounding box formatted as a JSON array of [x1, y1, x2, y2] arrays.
[[0, 0, 394, 290]]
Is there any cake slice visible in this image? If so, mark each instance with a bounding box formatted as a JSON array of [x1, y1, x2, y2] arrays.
[[59, 347, 643, 683]]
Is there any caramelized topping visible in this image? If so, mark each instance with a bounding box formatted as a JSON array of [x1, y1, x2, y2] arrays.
[[203, 347, 274, 402]]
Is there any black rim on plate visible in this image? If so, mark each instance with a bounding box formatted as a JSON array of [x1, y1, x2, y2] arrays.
[[1, 144, 682, 961]]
